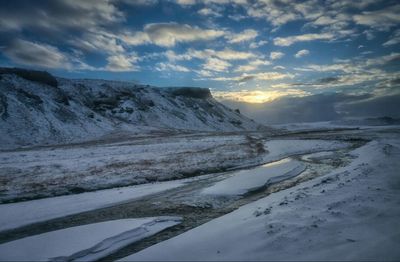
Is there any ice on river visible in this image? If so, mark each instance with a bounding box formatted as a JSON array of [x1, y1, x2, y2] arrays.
[[0, 180, 185, 232], [202, 158, 306, 196], [0, 217, 181, 261]]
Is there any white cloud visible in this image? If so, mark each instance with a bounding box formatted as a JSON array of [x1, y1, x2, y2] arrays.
[[274, 33, 335, 46], [105, 53, 140, 72], [155, 62, 190, 72], [185, 48, 256, 60], [365, 52, 400, 66], [203, 57, 232, 72], [164, 50, 192, 61], [120, 0, 158, 6], [354, 4, 400, 31], [312, 15, 337, 26], [227, 29, 258, 43], [71, 33, 125, 54], [250, 40, 268, 49], [273, 65, 285, 70], [243, 0, 325, 27], [198, 8, 221, 17], [234, 59, 271, 72], [383, 29, 400, 46], [295, 63, 351, 73], [122, 23, 225, 47], [195, 69, 214, 77], [174, 0, 196, 5], [270, 51, 284, 60], [255, 72, 294, 80], [247, 5, 300, 26], [211, 72, 293, 82], [295, 49, 310, 58], [214, 49, 256, 60]]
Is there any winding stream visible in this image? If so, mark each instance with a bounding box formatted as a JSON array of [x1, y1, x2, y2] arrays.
[[0, 142, 359, 261]]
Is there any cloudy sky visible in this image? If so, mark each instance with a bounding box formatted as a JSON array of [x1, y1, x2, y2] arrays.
[[0, 0, 399, 103]]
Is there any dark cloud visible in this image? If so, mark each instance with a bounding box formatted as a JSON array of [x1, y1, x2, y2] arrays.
[[2, 39, 71, 69], [237, 75, 256, 82], [316, 76, 341, 84], [0, 0, 125, 68], [0, 0, 123, 33]]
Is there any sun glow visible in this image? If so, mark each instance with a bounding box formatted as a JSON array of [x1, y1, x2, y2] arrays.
[[212, 89, 309, 103]]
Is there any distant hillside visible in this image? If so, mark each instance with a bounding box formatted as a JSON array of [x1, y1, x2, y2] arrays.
[[0, 68, 264, 149], [221, 93, 400, 125]]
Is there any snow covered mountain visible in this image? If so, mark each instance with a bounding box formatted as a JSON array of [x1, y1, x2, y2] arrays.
[[0, 68, 263, 149]]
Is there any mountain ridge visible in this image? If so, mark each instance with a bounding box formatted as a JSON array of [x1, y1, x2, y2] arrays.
[[0, 67, 265, 150]]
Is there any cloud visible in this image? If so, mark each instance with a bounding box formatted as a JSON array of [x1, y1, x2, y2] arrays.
[[198, 8, 221, 17], [105, 53, 140, 72], [122, 22, 225, 47], [203, 57, 232, 72], [2, 39, 72, 69], [245, 1, 303, 26], [365, 52, 400, 66], [185, 48, 256, 60], [174, 0, 196, 5], [295, 49, 310, 58], [274, 33, 335, 46], [353, 4, 400, 31], [211, 71, 293, 82], [315, 76, 340, 84], [213, 49, 256, 60], [312, 15, 338, 26], [0, 1, 129, 71], [195, 69, 214, 77], [70, 33, 125, 54], [273, 65, 285, 70], [119, 0, 158, 6], [234, 59, 271, 72], [295, 63, 351, 73], [164, 50, 193, 61], [243, 0, 350, 28], [227, 29, 258, 43], [270, 52, 285, 60], [249, 40, 268, 49], [0, 0, 124, 32], [155, 62, 190, 72], [383, 29, 400, 46]]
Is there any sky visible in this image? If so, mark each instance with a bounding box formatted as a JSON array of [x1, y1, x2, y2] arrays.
[[0, 0, 399, 104]]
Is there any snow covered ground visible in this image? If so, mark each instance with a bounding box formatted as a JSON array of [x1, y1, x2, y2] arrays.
[[262, 139, 350, 162], [0, 135, 349, 203], [1, 124, 398, 261], [0, 180, 186, 232], [0, 217, 181, 261], [122, 138, 400, 261], [0, 133, 266, 202]]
